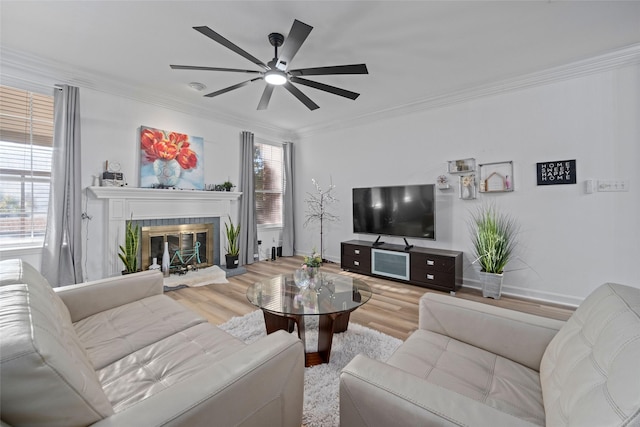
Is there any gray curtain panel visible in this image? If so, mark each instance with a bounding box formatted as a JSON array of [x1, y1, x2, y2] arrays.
[[281, 141, 295, 256], [41, 85, 83, 286], [238, 131, 258, 266]]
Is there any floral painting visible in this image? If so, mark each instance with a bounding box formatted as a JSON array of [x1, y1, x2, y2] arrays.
[[139, 126, 204, 189]]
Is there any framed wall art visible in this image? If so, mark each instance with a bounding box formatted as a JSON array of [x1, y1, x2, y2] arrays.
[[139, 126, 204, 189], [536, 159, 576, 185], [478, 161, 514, 193]]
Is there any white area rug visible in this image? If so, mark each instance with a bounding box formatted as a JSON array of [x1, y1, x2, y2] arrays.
[[219, 310, 403, 427], [163, 265, 228, 288]]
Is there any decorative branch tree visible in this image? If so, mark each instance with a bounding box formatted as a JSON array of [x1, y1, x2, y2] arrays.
[[304, 178, 339, 262]]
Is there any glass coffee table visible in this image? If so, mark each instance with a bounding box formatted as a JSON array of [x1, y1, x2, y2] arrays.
[[246, 271, 372, 366]]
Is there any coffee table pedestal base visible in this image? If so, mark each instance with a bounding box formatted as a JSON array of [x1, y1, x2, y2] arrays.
[[262, 310, 351, 367]]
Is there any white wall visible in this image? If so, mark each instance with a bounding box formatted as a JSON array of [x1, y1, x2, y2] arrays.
[[293, 64, 639, 305]]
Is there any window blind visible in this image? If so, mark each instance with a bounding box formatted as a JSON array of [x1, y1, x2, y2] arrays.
[[254, 142, 283, 226], [0, 85, 54, 246]]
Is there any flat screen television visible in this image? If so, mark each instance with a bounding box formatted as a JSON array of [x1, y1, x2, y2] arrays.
[[352, 184, 436, 240]]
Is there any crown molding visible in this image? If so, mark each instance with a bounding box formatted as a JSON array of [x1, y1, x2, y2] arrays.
[[292, 43, 640, 139], [0, 47, 291, 140], [3, 43, 638, 142]]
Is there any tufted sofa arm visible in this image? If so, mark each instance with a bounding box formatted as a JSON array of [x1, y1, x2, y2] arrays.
[[419, 293, 565, 371], [55, 270, 164, 322]]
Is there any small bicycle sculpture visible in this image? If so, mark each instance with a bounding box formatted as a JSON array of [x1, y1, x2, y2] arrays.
[[169, 241, 201, 275]]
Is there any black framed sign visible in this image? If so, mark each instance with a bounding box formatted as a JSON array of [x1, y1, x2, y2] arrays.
[[536, 159, 577, 185]]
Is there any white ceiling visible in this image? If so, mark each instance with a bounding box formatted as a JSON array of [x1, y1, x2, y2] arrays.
[[2, 1, 640, 137]]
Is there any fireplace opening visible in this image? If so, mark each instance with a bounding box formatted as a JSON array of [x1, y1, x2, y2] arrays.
[[141, 223, 214, 271]]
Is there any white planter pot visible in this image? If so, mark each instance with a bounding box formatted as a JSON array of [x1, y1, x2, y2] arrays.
[[479, 271, 504, 299]]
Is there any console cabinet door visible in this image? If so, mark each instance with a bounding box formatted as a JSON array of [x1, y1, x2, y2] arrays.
[[410, 253, 457, 291], [341, 243, 371, 274]]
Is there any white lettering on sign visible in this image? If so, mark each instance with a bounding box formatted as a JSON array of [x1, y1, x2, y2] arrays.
[[537, 160, 576, 186]]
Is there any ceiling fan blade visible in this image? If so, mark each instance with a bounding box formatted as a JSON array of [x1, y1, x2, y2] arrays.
[[290, 76, 360, 100], [170, 65, 261, 74], [193, 26, 269, 70], [257, 85, 274, 110], [289, 64, 369, 76], [204, 78, 261, 98], [283, 82, 319, 110], [276, 19, 313, 70]]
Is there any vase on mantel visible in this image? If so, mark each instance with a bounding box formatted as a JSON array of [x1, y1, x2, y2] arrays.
[[162, 242, 171, 277], [153, 159, 182, 186]]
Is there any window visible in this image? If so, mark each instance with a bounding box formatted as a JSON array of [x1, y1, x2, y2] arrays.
[[0, 85, 54, 247], [254, 142, 283, 227]]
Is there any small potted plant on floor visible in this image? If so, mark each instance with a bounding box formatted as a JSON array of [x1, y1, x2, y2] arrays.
[[224, 215, 241, 269], [469, 204, 518, 299], [118, 218, 140, 274]]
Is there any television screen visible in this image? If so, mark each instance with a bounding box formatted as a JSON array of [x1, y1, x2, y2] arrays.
[[352, 184, 436, 240]]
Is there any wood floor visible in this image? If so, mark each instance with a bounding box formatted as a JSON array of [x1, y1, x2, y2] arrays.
[[167, 256, 575, 341]]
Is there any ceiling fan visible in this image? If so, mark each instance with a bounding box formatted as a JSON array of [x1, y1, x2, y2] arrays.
[[170, 19, 368, 111]]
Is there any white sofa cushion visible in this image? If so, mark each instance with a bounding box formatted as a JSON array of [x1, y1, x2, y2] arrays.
[[74, 294, 206, 369], [541, 283, 640, 426], [97, 322, 245, 412], [387, 328, 545, 425], [0, 263, 114, 427]]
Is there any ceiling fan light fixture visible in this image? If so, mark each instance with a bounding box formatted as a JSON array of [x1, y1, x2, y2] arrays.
[[264, 70, 287, 86]]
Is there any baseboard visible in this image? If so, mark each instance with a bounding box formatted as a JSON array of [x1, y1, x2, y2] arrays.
[[461, 282, 582, 308]]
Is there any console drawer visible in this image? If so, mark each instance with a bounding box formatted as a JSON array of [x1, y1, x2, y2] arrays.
[[411, 253, 456, 273], [411, 270, 455, 287], [341, 255, 370, 273]]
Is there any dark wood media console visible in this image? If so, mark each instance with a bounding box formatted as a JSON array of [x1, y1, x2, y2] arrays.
[[341, 240, 463, 294]]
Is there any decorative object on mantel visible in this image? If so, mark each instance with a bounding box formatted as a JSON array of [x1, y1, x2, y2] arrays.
[[222, 180, 234, 191], [536, 159, 577, 186], [101, 160, 125, 186], [469, 203, 518, 299], [478, 160, 514, 193], [139, 125, 204, 190], [224, 215, 241, 269], [304, 178, 339, 262], [458, 174, 476, 200], [436, 175, 450, 190], [118, 217, 140, 274], [448, 158, 476, 174]]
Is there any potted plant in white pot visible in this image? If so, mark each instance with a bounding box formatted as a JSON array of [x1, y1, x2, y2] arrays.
[[224, 215, 240, 269], [469, 204, 518, 299]]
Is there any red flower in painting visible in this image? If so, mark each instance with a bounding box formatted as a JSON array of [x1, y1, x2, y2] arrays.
[[140, 128, 198, 170], [176, 149, 198, 169]]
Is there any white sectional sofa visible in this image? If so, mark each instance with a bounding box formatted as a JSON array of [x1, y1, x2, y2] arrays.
[[0, 259, 304, 427], [340, 282, 640, 426]]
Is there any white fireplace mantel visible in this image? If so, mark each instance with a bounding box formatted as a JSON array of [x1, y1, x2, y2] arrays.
[[88, 186, 241, 275]]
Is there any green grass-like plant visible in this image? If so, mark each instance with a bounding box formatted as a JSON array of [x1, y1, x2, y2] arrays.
[[118, 219, 140, 273], [470, 204, 518, 274], [224, 215, 241, 256]]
